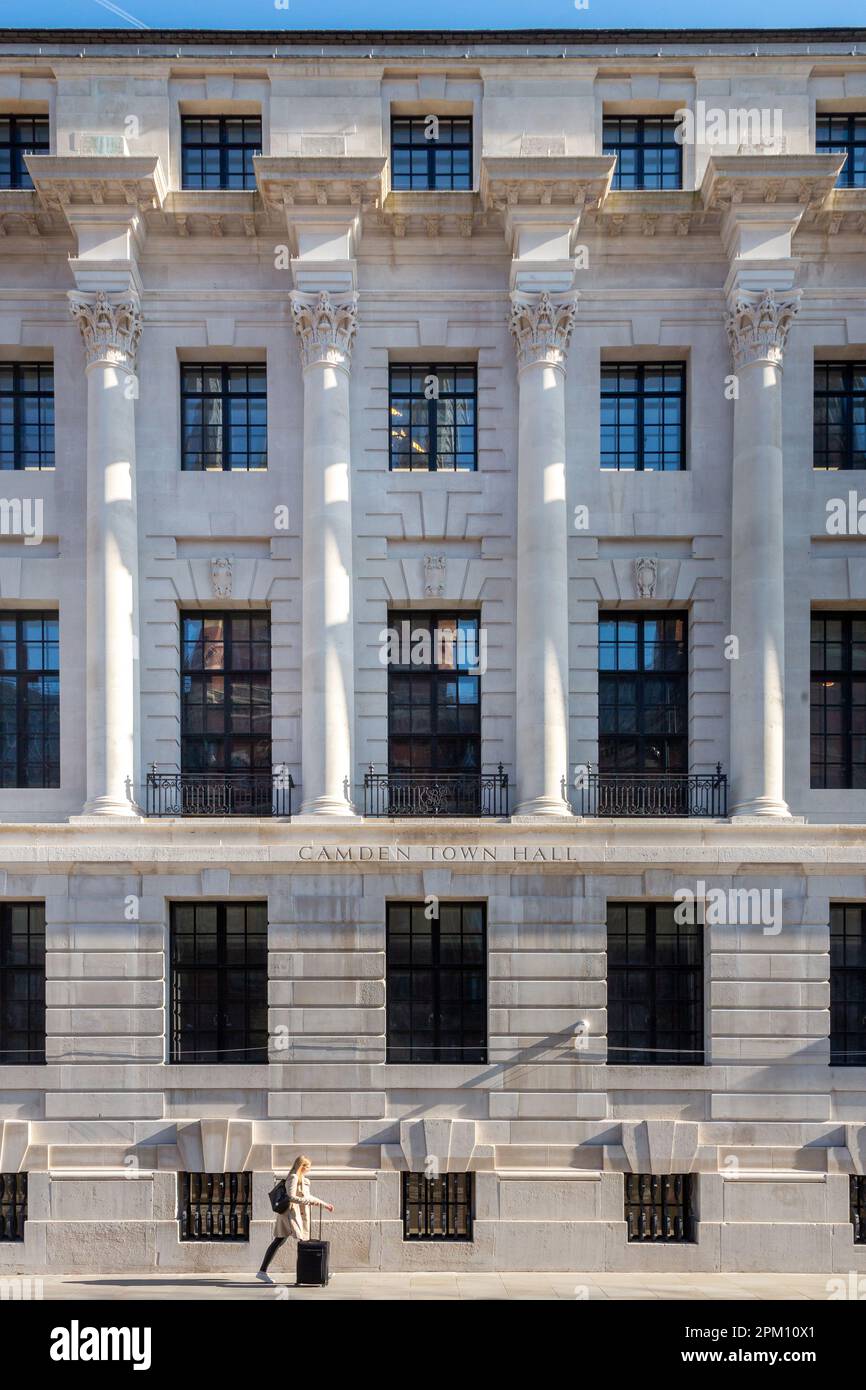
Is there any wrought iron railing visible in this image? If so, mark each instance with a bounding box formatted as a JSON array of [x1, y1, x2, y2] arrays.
[[146, 767, 293, 817], [572, 765, 727, 818], [364, 765, 509, 817]]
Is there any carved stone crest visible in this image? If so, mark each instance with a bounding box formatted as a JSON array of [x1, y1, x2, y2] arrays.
[[210, 556, 233, 598], [424, 554, 446, 597], [634, 557, 658, 599]]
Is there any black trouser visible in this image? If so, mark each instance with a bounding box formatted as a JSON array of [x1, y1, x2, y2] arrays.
[[259, 1236, 288, 1273]]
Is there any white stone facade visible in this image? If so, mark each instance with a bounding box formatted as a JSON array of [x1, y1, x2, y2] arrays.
[[0, 27, 865, 1273]]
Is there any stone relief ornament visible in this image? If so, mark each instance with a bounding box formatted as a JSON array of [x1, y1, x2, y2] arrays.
[[725, 288, 801, 370], [424, 554, 446, 597], [289, 290, 359, 369], [634, 557, 658, 599], [509, 292, 577, 370], [210, 557, 233, 599], [69, 289, 143, 369]]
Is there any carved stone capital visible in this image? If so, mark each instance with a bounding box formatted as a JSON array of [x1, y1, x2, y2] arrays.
[[290, 290, 358, 370], [509, 291, 577, 371], [69, 289, 142, 370], [725, 287, 801, 370]]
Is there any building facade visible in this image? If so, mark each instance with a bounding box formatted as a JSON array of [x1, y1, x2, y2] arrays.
[[0, 25, 865, 1273]]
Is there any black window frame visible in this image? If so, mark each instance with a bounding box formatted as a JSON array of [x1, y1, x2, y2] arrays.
[[180, 610, 272, 778], [816, 113, 866, 189], [387, 611, 481, 778], [179, 1171, 252, 1240], [851, 1175, 866, 1243], [402, 1171, 473, 1241], [0, 611, 60, 789], [0, 363, 54, 471], [602, 115, 683, 191], [0, 903, 45, 1066], [625, 1173, 696, 1243], [0, 115, 49, 190], [390, 115, 473, 191], [386, 901, 487, 1065], [389, 364, 477, 472], [601, 363, 687, 472], [830, 904, 866, 1066], [169, 902, 268, 1065], [180, 115, 262, 191], [810, 612, 866, 789], [813, 361, 866, 471], [598, 611, 689, 775], [0, 1173, 27, 1241], [607, 902, 704, 1067], [180, 364, 267, 472]]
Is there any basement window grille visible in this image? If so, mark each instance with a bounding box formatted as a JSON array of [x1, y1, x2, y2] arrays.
[[852, 1176, 866, 1244], [0, 1172, 26, 1241], [402, 1172, 473, 1241], [179, 1171, 252, 1241], [625, 1173, 696, 1243]]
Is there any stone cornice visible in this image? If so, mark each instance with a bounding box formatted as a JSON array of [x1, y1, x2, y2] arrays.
[[701, 153, 844, 214], [254, 154, 387, 212], [25, 153, 168, 214], [290, 289, 358, 370], [480, 155, 615, 214]]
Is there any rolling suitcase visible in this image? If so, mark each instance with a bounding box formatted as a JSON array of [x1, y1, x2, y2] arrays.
[[296, 1206, 330, 1286]]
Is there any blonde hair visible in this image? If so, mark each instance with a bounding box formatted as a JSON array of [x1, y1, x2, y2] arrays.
[[288, 1154, 312, 1179]]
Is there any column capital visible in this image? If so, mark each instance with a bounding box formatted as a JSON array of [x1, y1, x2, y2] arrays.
[[69, 288, 142, 371], [725, 287, 801, 370], [509, 291, 577, 371], [290, 289, 358, 371]]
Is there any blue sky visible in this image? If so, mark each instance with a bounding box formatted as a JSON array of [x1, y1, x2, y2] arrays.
[[2, 0, 866, 32]]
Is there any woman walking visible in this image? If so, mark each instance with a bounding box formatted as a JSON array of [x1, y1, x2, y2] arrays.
[[256, 1154, 333, 1284]]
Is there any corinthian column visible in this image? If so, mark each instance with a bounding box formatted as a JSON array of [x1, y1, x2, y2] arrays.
[[69, 288, 142, 816], [290, 290, 357, 816], [510, 292, 575, 816], [725, 287, 800, 817]]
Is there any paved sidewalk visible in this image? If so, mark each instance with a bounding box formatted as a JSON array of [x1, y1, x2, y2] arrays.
[[26, 1271, 841, 1301]]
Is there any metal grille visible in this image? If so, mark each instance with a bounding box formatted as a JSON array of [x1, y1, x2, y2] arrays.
[[147, 768, 292, 818], [389, 364, 477, 471], [0, 363, 54, 470], [575, 767, 727, 819], [402, 1172, 473, 1241], [179, 1172, 251, 1241], [365, 766, 508, 817], [830, 905, 866, 1065], [170, 903, 268, 1064], [390, 116, 472, 190], [0, 1173, 27, 1241], [603, 116, 682, 190], [0, 903, 45, 1065], [0, 613, 59, 788], [387, 902, 486, 1064], [851, 1176, 866, 1243], [600, 363, 686, 472], [810, 613, 866, 789], [0, 115, 49, 189], [817, 114, 866, 188], [181, 364, 267, 471], [625, 1173, 695, 1243], [181, 116, 261, 190], [608, 903, 704, 1066], [813, 362, 866, 471]]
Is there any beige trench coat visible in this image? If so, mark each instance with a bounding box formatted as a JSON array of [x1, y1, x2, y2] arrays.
[[273, 1171, 326, 1241]]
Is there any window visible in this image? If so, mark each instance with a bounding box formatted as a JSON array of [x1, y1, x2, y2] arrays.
[[0, 116, 48, 190], [0, 903, 45, 1065], [813, 362, 866, 471], [0, 1173, 27, 1241], [390, 115, 472, 191], [601, 364, 686, 471], [402, 1172, 473, 1240], [810, 613, 866, 789], [852, 1176, 866, 1243], [181, 365, 267, 471], [388, 612, 481, 780], [830, 904, 866, 1066], [0, 364, 54, 471], [181, 116, 261, 190], [599, 613, 688, 775], [386, 901, 486, 1064], [608, 903, 704, 1066], [817, 114, 866, 188], [181, 610, 271, 778], [0, 613, 59, 788], [179, 1172, 252, 1240], [170, 902, 268, 1064], [625, 1173, 696, 1243], [603, 116, 682, 190], [389, 365, 477, 472]]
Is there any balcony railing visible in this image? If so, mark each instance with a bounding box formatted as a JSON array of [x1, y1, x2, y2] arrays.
[[364, 765, 509, 817], [573, 765, 727, 819], [145, 767, 293, 818]]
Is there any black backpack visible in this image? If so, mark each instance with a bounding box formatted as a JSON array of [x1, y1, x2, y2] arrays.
[[268, 1178, 291, 1214]]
